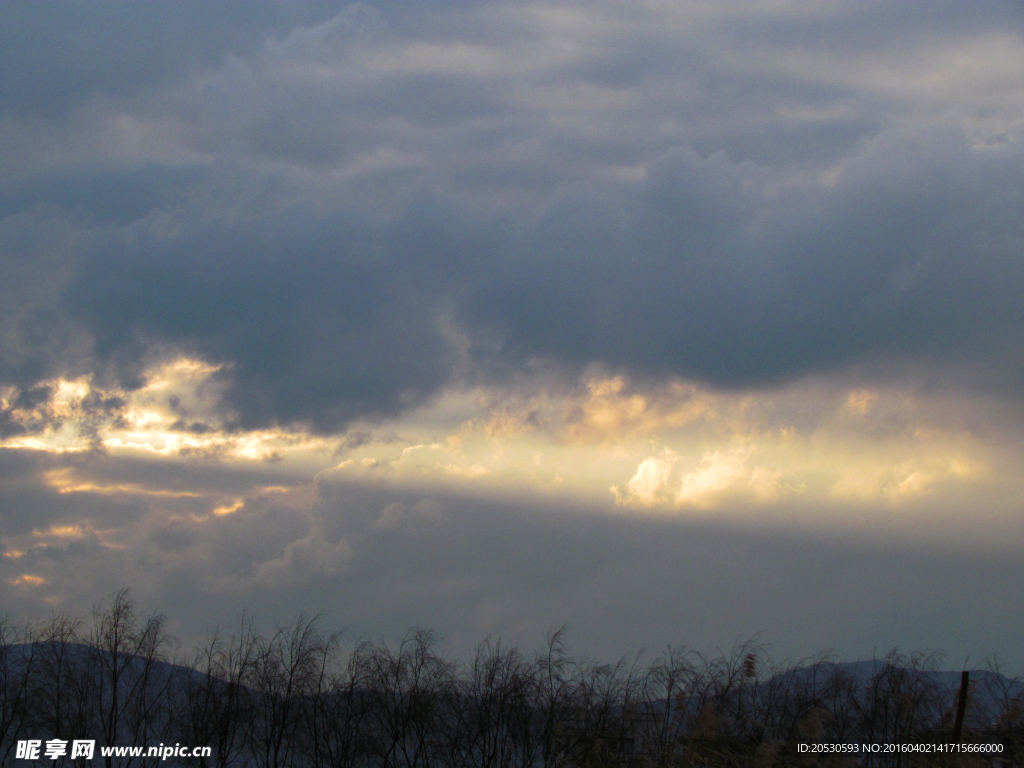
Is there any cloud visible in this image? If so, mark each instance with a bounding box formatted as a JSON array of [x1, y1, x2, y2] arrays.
[[1, 360, 1004, 522], [0, 2, 344, 122], [615, 452, 676, 507], [249, 520, 353, 588], [4, 456, 1024, 665], [1, 0, 1024, 668], [467, 133, 1024, 393], [374, 498, 444, 531], [613, 445, 785, 510], [0, 2, 1020, 435], [830, 455, 989, 506], [28, 132, 1024, 434], [675, 447, 784, 509]]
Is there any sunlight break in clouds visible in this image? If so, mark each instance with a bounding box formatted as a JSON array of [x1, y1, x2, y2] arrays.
[[1, 358, 1000, 521], [0, 358, 339, 468]]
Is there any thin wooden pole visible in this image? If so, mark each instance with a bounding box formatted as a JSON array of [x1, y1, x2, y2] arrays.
[[952, 670, 969, 743]]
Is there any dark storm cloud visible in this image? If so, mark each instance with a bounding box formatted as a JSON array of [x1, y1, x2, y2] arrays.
[[467, 132, 1024, 389], [0, 164, 206, 227], [0, 212, 86, 388], [0, 1, 343, 120], [61, 196, 483, 430], [10, 131, 1020, 433], [1, 1, 1023, 432]]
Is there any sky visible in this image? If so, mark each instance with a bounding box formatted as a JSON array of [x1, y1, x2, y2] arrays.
[[2, 0, 1024, 667]]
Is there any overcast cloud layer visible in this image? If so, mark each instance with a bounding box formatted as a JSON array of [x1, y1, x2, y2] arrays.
[[2, 1, 1024, 665]]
